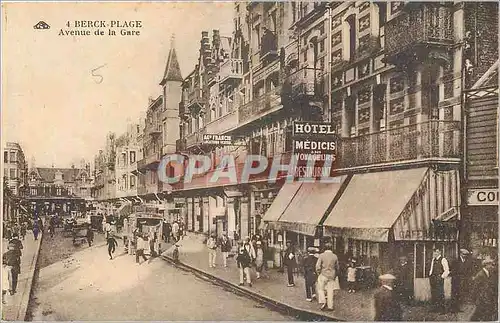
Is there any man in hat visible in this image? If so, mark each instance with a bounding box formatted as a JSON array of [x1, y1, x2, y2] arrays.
[[450, 248, 473, 312], [394, 255, 413, 304], [219, 232, 231, 268], [373, 273, 402, 321], [283, 240, 296, 287], [471, 256, 497, 321], [206, 233, 218, 268], [316, 242, 339, 311], [428, 248, 450, 313], [255, 240, 265, 279], [2, 244, 21, 295], [303, 246, 319, 301]]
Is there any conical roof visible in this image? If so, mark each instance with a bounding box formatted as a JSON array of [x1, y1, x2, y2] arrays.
[[160, 35, 183, 85]]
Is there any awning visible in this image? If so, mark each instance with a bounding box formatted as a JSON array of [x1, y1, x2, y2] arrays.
[[261, 181, 302, 230], [323, 168, 429, 242], [276, 176, 347, 236]]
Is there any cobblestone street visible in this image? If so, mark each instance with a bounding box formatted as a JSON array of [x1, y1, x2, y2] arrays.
[[27, 243, 293, 321]]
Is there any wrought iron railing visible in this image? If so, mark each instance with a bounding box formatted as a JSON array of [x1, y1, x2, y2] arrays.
[[338, 120, 461, 169], [284, 67, 323, 98], [385, 3, 454, 56], [185, 127, 206, 148], [219, 59, 243, 83]]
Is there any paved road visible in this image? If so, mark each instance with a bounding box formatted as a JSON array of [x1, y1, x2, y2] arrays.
[[28, 244, 293, 321]]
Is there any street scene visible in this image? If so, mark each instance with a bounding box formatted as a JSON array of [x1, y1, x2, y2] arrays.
[[2, 1, 499, 321]]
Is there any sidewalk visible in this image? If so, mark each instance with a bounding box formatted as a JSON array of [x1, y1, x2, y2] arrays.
[[161, 233, 475, 321], [2, 232, 43, 321]]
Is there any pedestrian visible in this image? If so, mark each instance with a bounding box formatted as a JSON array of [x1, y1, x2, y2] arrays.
[[373, 273, 403, 321], [283, 240, 296, 287], [32, 220, 40, 240], [316, 242, 339, 311], [303, 246, 318, 301], [172, 221, 179, 242], [163, 221, 172, 243], [450, 248, 473, 312], [394, 255, 413, 304], [179, 222, 185, 239], [428, 248, 450, 313], [219, 232, 231, 268], [2, 260, 9, 304], [135, 234, 148, 264], [149, 231, 157, 257], [86, 225, 94, 247], [255, 241, 265, 279], [9, 233, 24, 258], [347, 260, 357, 293], [2, 245, 21, 295], [207, 233, 218, 268], [107, 234, 118, 260], [470, 256, 498, 321], [20, 222, 27, 240], [236, 245, 252, 287]]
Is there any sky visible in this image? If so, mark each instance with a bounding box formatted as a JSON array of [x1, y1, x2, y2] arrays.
[[1, 1, 234, 168]]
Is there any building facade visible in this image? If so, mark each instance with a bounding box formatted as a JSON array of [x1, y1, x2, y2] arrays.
[[115, 123, 141, 199], [27, 163, 91, 216], [3, 142, 28, 221]]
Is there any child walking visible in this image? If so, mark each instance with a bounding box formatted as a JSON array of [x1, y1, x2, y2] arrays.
[[347, 260, 357, 293]]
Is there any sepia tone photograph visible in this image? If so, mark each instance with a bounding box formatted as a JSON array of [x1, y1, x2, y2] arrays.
[[1, 1, 498, 321]]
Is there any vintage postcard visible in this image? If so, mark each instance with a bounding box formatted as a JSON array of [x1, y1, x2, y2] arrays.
[[1, 1, 498, 321]]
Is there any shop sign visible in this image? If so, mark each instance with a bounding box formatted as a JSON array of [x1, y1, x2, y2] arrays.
[[203, 134, 232, 146], [467, 189, 499, 206]]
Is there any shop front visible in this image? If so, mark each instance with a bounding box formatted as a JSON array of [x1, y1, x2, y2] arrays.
[[464, 188, 498, 260], [323, 167, 460, 301]]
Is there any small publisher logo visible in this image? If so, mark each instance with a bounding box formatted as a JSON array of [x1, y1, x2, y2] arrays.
[[34, 21, 50, 30]]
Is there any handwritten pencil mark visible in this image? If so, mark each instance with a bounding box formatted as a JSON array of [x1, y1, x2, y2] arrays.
[[91, 64, 107, 84]]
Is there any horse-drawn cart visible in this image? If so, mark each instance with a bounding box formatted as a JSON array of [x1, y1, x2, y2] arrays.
[[72, 223, 88, 246]]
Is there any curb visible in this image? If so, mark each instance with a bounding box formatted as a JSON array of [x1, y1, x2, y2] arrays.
[[160, 255, 342, 321], [18, 233, 43, 321]]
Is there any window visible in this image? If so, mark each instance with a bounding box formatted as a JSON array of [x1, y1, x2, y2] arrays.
[[10, 169, 16, 179], [124, 176, 128, 190], [3, 151, 7, 163], [56, 187, 62, 196], [130, 175, 136, 188], [319, 22, 325, 35], [10, 152, 16, 163], [130, 151, 136, 164], [4, 168, 8, 179], [30, 188, 37, 195], [346, 15, 357, 61], [121, 153, 127, 167], [320, 40, 325, 53]]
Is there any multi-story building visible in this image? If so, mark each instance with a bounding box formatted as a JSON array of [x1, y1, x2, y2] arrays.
[[115, 123, 141, 199], [27, 161, 92, 216], [3, 142, 28, 196], [92, 132, 117, 201], [3, 142, 28, 221]]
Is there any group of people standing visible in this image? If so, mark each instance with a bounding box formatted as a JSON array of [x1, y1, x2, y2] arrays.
[[162, 220, 185, 243]]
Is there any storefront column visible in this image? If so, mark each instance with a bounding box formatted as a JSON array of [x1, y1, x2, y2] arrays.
[[202, 197, 209, 234], [187, 197, 193, 231], [194, 197, 201, 232], [240, 196, 249, 238], [249, 191, 255, 235], [227, 197, 236, 240]]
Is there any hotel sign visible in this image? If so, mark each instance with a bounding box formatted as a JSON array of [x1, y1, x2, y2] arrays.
[[292, 122, 337, 156], [203, 134, 233, 146], [467, 189, 499, 206]]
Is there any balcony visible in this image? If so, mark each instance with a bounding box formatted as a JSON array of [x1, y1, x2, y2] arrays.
[[239, 87, 282, 124], [185, 128, 206, 149], [260, 29, 278, 63], [205, 109, 239, 135], [253, 59, 280, 85], [385, 3, 454, 65], [137, 151, 162, 171], [185, 87, 206, 114], [219, 59, 243, 84], [179, 102, 189, 121], [283, 67, 323, 100], [337, 120, 461, 170], [148, 126, 162, 137]]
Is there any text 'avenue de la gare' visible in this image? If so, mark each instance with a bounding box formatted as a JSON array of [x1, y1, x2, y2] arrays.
[[58, 20, 142, 36]]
